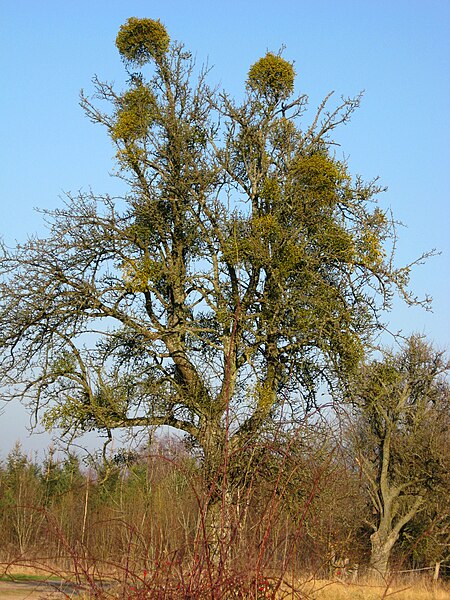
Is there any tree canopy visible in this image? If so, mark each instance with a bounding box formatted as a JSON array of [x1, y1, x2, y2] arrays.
[[0, 18, 426, 475]]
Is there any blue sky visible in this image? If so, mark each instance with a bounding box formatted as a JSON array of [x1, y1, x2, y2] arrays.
[[0, 1, 449, 457]]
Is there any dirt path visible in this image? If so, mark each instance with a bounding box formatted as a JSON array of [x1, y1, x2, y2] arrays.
[[0, 579, 82, 599]]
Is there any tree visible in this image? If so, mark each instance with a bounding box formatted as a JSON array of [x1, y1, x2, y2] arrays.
[[396, 402, 450, 579], [398, 491, 450, 580], [1, 444, 45, 554], [349, 336, 450, 578], [0, 18, 425, 485]]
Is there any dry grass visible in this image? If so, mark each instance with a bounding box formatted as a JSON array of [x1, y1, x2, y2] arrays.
[[299, 577, 450, 600], [1, 564, 54, 577], [2, 563, 449, 599]]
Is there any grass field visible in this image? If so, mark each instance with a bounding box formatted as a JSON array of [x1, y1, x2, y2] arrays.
[[1, 564, 449, 599], [299, 577, 450, 600]]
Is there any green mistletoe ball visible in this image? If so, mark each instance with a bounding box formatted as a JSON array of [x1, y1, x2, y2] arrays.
[[116, 17, 170, 65]]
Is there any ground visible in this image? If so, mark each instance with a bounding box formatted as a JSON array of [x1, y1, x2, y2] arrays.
[[0, 579, 81, 599]]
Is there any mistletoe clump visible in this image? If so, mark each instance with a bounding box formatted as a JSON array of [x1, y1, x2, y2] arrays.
[[248, 52, 295, 102], [116, 17, 170, 65], [112, 84, 156, 142]]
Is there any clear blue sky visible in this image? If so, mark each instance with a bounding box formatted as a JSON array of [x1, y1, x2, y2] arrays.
[[0, 0, 449, 457]]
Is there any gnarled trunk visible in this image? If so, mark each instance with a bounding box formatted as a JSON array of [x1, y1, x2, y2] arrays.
[[369, 529, 397, 579]]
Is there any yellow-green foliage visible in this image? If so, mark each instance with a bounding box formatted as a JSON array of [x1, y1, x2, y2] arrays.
[[116, 17, 170, 65], [357, 208, 387, 265], [269, 116, 297, 150], [121, 255, 163, 293], [255, 380, 276, 414], [50, 351, 77, 376], [292, 153, 347, 207], [248, 52, 295, 101], [221, 212, 285, 269], [113, 84, 156, 142], [260, 177, 281, 207]]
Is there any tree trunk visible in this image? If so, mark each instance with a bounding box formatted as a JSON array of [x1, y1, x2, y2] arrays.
[[204, 488, 235, 569], [369, 530, 397, 579]]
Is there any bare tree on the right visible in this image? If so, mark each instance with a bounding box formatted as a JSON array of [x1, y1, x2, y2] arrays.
[[349, 335, 450, 578]]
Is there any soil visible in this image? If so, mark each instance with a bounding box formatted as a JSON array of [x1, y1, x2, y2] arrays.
[[0, 579, 82, 599]]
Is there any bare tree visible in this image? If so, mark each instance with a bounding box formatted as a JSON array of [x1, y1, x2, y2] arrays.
[[349, 336, 449, 578]]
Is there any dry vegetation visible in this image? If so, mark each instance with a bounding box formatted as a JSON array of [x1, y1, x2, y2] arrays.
[[300, 577, 450, 600], [0, 570, 448, 599], [0, 436, 448, 599]]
